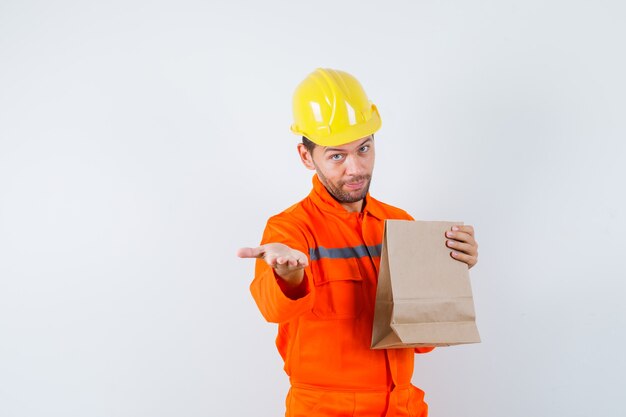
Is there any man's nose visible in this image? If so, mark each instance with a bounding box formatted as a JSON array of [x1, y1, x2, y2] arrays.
[[344, 154, 364, 176]]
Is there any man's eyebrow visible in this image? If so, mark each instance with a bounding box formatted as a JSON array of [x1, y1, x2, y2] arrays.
[[323, 138, 372, 154]]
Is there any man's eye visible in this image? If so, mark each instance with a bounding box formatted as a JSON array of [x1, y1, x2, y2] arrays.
[[359, 145, 370, 153], [330, 154, 344, 161]]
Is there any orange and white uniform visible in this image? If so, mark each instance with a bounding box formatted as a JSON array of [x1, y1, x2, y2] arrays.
[[251, 175, 434, 417]]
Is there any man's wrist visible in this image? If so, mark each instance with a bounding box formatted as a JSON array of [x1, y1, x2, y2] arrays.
[[274, 269, 308, 300], [277, 269, 304, 287]]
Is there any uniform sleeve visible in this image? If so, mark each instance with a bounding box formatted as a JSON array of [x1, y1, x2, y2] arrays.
[[249, 216, 315, 323]]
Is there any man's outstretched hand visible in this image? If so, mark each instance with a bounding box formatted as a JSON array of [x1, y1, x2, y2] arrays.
[[237, 243, 308, 287]]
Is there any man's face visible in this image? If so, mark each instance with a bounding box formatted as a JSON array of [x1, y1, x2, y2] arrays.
[[299, 136, 375, 207]]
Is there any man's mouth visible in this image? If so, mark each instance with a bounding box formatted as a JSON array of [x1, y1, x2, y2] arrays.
[[344, 180, 366, 190]]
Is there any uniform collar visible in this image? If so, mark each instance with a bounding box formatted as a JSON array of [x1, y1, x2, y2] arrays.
[[309, 174, 386, 220]]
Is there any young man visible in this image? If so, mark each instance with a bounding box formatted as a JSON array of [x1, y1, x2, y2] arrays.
[[238, 68, 478, 417]]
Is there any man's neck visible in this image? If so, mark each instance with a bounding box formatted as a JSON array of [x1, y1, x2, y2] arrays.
[[340, 199, 364, 213]]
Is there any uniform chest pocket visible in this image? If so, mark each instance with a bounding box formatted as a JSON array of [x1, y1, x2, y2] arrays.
[[312, 260, 365, 320]]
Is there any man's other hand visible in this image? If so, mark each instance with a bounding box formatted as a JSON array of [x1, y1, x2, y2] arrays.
[[237, 243, 308, 286], [445, 225, 479, 269]]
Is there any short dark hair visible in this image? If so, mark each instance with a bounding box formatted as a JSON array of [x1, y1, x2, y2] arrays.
[[302, 136, 316, 154]]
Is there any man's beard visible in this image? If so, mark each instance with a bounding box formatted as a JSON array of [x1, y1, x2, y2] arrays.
[[317, 170, 372, 204]]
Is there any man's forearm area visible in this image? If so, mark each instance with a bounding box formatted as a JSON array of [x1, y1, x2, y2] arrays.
[[274, 268, 308, 300]]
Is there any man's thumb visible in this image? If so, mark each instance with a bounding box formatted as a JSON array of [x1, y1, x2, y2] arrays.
[[237, 247, 264, 259]]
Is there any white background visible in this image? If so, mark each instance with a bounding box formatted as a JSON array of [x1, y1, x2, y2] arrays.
[[1, 1, 625, 416]]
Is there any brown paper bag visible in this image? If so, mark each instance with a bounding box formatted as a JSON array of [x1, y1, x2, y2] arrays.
[[371, 220, 481, 349]]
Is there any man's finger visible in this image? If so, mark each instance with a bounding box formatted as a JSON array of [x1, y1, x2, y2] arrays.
[[445, 230, 476, 246], [446, 240, 476, 256], [279, 257, 297, 267], [454, 225, 475, 237], [450, 250, 476, 268], [237, 246, 265, 259]]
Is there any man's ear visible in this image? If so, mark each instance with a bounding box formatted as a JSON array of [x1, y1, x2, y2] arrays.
[[297, 143, 316, 171]]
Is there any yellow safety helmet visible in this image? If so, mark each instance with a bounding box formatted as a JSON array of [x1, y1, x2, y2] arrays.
[[290, 68, 381, 147]]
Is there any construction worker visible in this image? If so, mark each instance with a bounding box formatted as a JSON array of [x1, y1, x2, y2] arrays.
[[238, 68, 479, 417]]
